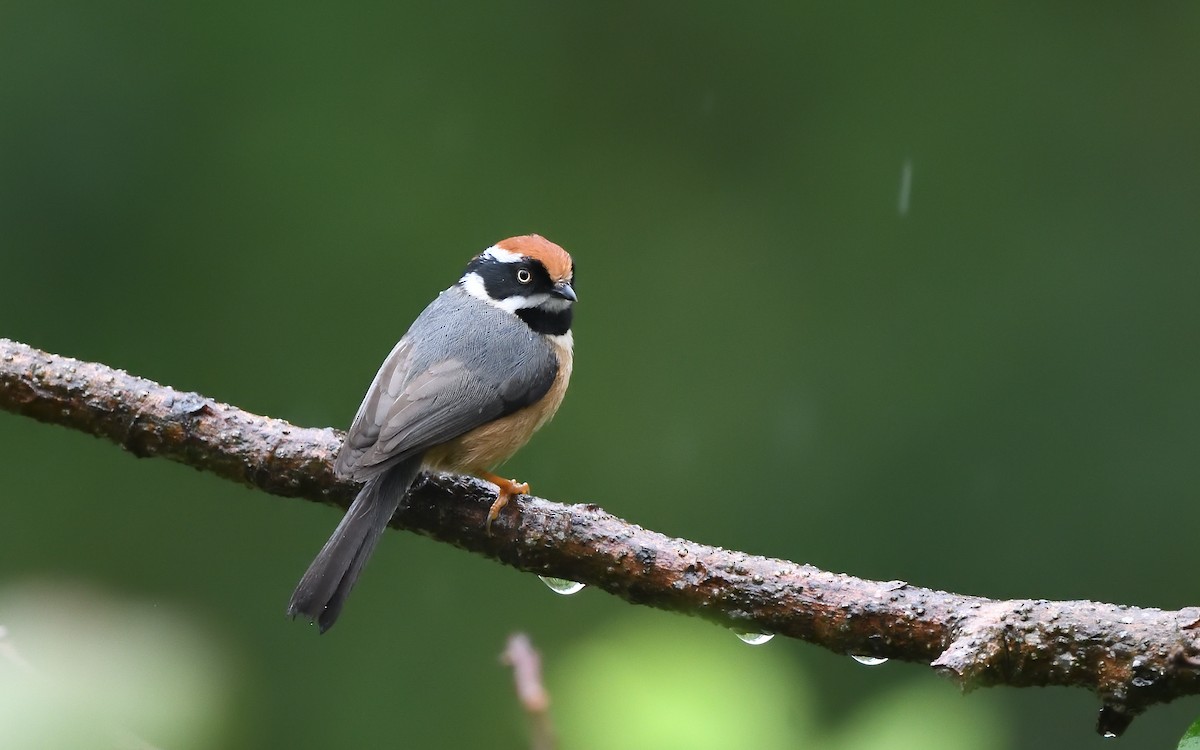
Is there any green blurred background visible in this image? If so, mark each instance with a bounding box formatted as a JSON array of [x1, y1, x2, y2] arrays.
[[2, 2, 1199, 748]]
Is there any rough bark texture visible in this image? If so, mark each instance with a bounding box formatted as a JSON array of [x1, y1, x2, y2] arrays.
[[2, 337, 1198, 736]]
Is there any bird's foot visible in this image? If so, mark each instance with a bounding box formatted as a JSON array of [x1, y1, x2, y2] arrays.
[[481, 472, 529, 535]]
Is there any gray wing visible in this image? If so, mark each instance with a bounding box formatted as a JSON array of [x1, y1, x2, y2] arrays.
[[334, 287, 558, 481]]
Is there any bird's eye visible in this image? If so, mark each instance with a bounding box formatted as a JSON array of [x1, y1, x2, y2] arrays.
[[516, 268, 532, 284]]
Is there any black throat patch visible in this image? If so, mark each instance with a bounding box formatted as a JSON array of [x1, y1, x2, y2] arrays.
[[463, 254, 574, 336], [517, 306, 573, 336]]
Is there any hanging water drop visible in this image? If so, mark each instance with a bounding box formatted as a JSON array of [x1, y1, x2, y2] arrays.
[[849, 654, 888, 666], [734, 631, 775, 645], [538, 576, 585, 595]]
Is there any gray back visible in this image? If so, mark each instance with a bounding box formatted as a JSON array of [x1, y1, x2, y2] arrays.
[[334, 285, 559, 480]]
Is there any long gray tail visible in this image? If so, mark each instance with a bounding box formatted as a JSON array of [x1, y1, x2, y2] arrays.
[[287, 459, 421, 632]]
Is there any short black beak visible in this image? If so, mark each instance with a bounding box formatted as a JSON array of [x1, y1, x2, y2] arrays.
[[552, 281, 577, 302]]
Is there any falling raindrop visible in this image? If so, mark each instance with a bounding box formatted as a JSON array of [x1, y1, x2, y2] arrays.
[[538, 576, 586, 595], [733, 631, 775, 645], [849, 654, 889, 666], [897, 158, 914, 217]]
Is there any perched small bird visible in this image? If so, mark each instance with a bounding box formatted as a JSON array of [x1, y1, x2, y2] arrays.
[[288, 235, 577, 632]]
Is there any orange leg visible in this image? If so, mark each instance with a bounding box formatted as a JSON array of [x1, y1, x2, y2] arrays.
[[480, 471, 529, 535]]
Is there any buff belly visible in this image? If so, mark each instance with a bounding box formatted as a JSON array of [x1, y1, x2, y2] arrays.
[[423, 341, 572, 474]]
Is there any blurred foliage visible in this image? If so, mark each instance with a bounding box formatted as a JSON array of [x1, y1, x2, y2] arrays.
[[1179, 718, 1200, 750], [2, 1, 1200, 748], [0, 583, 229, 749], [554, 613, 1007, 750]]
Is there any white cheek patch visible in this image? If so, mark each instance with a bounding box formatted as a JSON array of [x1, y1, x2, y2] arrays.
[[495, 292, 550, 313], [460, 272, 552, 313], [460, 272, 494, 304], [540, 297, 572, 312], [481, 245, 524, 263]]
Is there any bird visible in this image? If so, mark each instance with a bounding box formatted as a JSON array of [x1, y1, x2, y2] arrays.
[[288, 234, 577, 632]]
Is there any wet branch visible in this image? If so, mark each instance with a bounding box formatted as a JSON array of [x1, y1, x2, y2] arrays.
[[2, 337, 1199, 738]]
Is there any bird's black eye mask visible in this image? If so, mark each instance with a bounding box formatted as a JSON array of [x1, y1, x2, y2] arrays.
[[464, 256, 556, 302]]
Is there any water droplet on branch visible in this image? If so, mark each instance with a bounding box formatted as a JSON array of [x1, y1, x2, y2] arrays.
[[538, 576, 585, 595], [733, 631, 775, 645]]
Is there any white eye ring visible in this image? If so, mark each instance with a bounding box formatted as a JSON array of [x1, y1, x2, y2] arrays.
[[516, 269, 532, 284]]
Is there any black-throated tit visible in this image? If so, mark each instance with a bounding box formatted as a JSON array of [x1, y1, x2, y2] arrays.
[[288, 235, 576, 632]]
